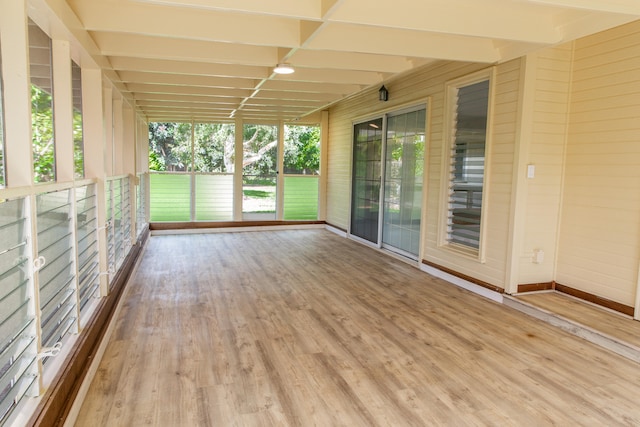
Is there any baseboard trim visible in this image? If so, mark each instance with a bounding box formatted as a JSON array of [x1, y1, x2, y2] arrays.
[[420, 261, 504, 303], [517, 281, 555, 293], [421, 260, 504, 294], [28, 226, 150, 427], [150, 220, 325, 231], [555, 283, 634, 317]]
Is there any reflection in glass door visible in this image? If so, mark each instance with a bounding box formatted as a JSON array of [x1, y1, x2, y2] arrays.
[[242, 124, 278, 220], [382, 108, 426, 257], [351, 118, 383, 243]]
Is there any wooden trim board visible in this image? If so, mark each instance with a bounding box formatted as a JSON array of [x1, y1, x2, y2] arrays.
[[555, 283, 634, 317], [517, 282, 555, 293], [27, 226, 150, 427], [421, 260, 504, 293]]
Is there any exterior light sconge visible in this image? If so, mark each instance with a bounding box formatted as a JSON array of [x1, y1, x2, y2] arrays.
[[274, 63, 295, 74], [379, 85, 389, 101]]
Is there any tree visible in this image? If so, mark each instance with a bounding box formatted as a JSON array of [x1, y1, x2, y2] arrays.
[[32, 85, 55, 182], [284, 125, 320, 174], [148, 122, 192, 171]]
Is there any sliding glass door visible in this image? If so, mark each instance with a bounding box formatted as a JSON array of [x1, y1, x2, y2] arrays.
[[351, 119, 383, 243], [382, 108, 426, 257], [350, 106, 426, 258]]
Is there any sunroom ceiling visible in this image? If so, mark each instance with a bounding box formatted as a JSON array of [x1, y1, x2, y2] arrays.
[[64, 0, 640, 123]]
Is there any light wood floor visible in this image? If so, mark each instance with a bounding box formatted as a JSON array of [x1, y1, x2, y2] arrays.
[[516, 291, 640, 348], [75, 230, 640, 426]]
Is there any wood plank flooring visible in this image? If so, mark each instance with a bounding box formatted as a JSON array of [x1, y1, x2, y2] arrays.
[[75, 230, 640, 426], [516, 291, 640, 348]]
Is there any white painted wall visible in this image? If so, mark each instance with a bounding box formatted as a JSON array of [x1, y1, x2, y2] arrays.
[[556, 21, 640, 306]]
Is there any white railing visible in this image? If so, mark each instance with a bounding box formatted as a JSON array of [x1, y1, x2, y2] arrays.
[[0, 173, 147, 427]]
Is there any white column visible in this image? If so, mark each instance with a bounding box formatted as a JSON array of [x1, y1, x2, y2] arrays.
[[318, 110, 329, 221], [233, 118, 243, 221], [0, 0, 32, 187], [276, 121, 285, 220]]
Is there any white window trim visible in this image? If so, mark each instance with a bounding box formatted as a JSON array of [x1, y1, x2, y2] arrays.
[[437, 68, 496, 263]]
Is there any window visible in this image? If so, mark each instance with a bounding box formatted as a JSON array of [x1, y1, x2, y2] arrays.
[[0, 198, 39, 424], [193, 123, 234, 173], [194, 123, 235, 221], [445, 77, 490, 251], [72, 61, 84, 178], [29, 19, 55, 183], [283, 125, 320, 220], [148, 122, 192, 172]]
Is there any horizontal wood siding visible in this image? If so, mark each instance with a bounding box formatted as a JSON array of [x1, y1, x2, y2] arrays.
[[556, 21, 640, 306], [519, 45, 572, 285], [327, 59, 520, 289]]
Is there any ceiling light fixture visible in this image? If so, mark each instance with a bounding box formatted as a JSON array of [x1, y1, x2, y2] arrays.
[[274, 63, 295, 74]]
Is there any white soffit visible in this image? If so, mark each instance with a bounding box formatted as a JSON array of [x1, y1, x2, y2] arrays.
[[56, 0, 640, 122]]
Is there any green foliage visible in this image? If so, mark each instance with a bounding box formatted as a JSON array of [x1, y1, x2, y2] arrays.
[[194, 123, 235, 172], [242, 124, 278, 177], [73, 108, 84, 178], [284, 125, 320, 174], [31, 85, 55, 183], [148, 122, 321, 177], [148, 122, 192, 171]]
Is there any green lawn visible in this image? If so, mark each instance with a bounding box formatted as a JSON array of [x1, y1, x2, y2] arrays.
[[149, 174, 319, 221]]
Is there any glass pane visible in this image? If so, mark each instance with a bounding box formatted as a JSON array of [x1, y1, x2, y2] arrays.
[[148, 122, 192, 171], [351, 119, 383, 243], [72, 61, 84, 178], [193, 123, 235, 173], [136, 173, 147, 237], [195, 174, 233, 221], [105, 180, 114, 280], [0, 39, 5, 187], [447, 80, 489, 249], [36, 189, 77, 351], [149, 173, 191, 221], [284, 125, 320, 175], [283, 176, 318, 220], [29, 20, 55, 183], [0, 198, 38, 424], [75, 184, 99, 316], [242, 124, 277, 219], [113, 178, 123, 270], [382, 109, 425, 258]]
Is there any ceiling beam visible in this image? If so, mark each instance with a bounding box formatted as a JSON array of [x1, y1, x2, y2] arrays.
[[116, 71, 259, 89], [328, 0, 561, 44], [131, 0, 320, 19], [71, 1, 301, 47], [307, 23, 501, 63], [91, 32, 279, 66], [124, 83, 253, 98], [108, 57, 269, 79], [524, 0, 640, 15]]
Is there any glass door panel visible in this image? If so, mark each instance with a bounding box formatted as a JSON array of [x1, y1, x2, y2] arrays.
[[382, 108, 426, 258], [351, 118, 383, 243], [242, 124, 278, 220]]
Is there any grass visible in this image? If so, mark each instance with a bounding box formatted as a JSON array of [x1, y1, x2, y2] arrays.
[[149, 173, 319, 221]]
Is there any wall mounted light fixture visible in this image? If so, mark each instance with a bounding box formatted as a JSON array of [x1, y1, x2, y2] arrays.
[[379, 85, 389, 101]]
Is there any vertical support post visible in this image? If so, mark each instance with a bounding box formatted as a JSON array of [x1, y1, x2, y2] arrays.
[[318, 110, 329, 221], [233, 118, 243, 221], [276, 121, 285, 220], [0, 0, 33, 187]]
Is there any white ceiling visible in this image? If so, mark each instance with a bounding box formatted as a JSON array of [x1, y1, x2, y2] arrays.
[[62, 0, 640, 123]]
